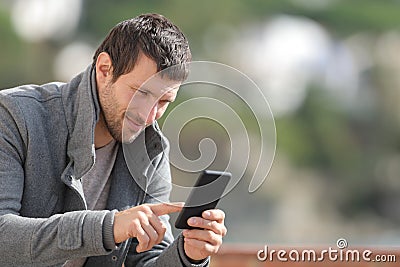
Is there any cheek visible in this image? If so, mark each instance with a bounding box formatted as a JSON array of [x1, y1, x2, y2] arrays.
[[120, 92, 137, 110]]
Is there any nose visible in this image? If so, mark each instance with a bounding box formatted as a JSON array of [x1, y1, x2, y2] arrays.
[[146, 104, 158, 125]]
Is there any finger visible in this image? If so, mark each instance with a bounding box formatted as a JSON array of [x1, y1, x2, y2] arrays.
[[135, 225, 150, 253], [202, 209, 225, 223], [183, 229, 222, 246], [187, 217, 227, 236], [141, 221, 159, 251], [148, 214, 167, 244], [149, 202, 184, 216]]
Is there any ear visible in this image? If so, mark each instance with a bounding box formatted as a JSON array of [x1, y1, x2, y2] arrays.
[[95, 52, 113, 87]]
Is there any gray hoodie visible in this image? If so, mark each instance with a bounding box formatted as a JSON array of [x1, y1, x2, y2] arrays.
[[0, 67, 209, 267]]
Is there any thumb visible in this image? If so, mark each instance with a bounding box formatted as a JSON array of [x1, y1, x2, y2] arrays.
[[149, 202, 184, 216]]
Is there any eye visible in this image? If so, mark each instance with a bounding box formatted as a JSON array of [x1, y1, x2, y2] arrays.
[[138, 89, 148, 96]]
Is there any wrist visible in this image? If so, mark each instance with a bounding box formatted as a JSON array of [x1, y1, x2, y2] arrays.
[[113, 210, 127, 243]]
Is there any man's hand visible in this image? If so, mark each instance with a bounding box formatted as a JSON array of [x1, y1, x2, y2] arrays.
[[182, 209, 227, 261], [113, 202, 183, 252]]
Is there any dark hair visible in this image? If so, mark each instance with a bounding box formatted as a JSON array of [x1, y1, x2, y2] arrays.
[[92, 13, 191, 82]]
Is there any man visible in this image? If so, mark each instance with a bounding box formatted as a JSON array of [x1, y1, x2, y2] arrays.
[[0, 13, 226, 267]]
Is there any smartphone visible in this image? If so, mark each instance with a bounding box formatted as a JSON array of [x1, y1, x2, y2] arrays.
[[175, 170, 231, 229]]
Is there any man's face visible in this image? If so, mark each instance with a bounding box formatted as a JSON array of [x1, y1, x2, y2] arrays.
[[97, 52, 180, 143]]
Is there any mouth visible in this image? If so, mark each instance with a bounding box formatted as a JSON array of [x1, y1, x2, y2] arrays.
[[124, 115, 145, 133]]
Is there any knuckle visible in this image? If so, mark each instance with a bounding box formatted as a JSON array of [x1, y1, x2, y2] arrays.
[[206, 231, 215, 240], [211, 220, 219, 229], [208, 221, 221, 233], [205, 220, 213, 228], [143, 205, 153, 214], [137, 212, 149, 222], [139, 205, 152, 214]]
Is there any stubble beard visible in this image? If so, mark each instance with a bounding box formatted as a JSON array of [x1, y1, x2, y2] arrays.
[[99, 83, 144, 144], [99, 83, 123, 143]]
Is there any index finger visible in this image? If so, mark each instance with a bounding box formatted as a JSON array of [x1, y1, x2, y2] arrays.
[[149, 202, 184, 216]]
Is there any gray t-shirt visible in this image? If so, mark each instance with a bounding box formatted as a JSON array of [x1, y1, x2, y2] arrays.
[[82, 139, 118, 210], [63, 139, 119, 267]]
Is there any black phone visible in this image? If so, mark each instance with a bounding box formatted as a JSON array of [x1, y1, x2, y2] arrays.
[[175, 170, 231, 229]]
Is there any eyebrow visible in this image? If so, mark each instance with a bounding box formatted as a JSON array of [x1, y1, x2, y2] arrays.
[[130, 82, 148, 91]]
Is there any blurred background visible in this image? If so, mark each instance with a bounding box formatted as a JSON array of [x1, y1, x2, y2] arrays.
[[1, 0, 400, 248]]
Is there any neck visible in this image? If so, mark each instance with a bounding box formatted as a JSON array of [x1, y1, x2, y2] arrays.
[[94, 112, 114, 148]]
